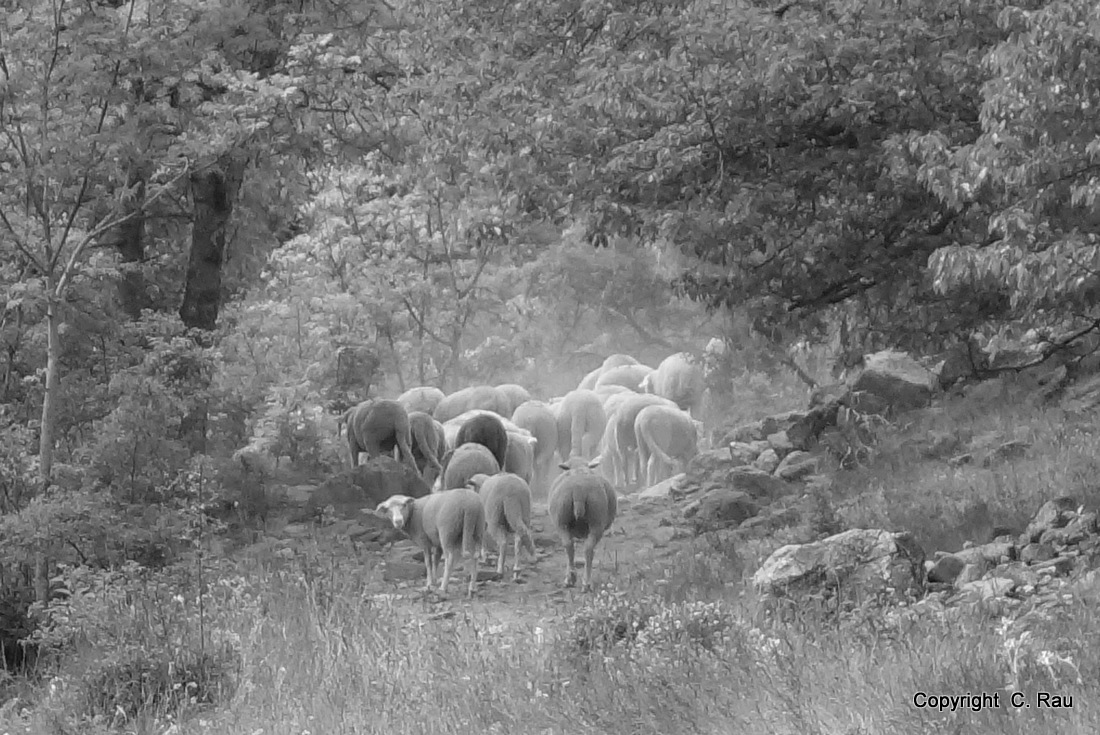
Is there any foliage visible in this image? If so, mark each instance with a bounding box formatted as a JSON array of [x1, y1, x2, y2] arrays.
[[923, 0, 1100, 318], [28, 561, 245, 724]]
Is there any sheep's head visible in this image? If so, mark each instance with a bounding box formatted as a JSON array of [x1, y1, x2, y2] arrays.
[[638, 373, 654, 393], [466, 473, 491, 490], [374, 495, 416, 529]]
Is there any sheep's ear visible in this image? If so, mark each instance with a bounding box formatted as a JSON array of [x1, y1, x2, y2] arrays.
[[557, 461, 571, 471], [587, 458, 601, 469]]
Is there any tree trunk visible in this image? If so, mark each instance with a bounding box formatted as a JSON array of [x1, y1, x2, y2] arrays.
[[179, 151, 247, 330], [35, 288, 62, 607], [39, 290, 61, 481], [114, 169, 150, 319]]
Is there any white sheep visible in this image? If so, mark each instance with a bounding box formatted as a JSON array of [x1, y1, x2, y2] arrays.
[[466, 473, 537, 582], [548, 456, 618, 591], [374, 489, 486, 597]]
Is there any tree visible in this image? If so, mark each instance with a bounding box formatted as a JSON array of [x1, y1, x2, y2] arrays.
[[921, 0, 1100, 352]]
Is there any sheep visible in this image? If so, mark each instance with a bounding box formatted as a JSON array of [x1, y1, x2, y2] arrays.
[[548, 456, 618, 591], [397, 386, 446, 416], [433, 385, 512, 423], [595, 363, 655, 392], [340, 399, 417, 472], [496, 383, 533, 415], [602, 393, 678, 486], [556, 389, 607, 461], [466, 473, 537, 582], [511, 400, 557, 495], [441, 409, 532, 450], [640, 352, 706, 418], [453, 412, 509, 470], [634, 404, 700, 487], [374, 489, 486, 597], [440, 442, 501, 491], [408, 411, 446, 487], [503, 431, 537, 485]]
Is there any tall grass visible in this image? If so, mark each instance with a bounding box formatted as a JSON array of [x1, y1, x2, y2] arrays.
[[8, 538, 1100, 735]]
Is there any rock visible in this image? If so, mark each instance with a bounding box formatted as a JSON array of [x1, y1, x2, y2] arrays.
[[721, 421, 768, 444], [638, 474, 684, 499], [766, 431, 794, 455], [736, 505, 801, 535], [304, 456, 431, 520], [954, 541, 1015, 566], [927, 554, 965, 584], [989, 562, 1042, 588], [752, 528, 925, 607], [728, 441, 762, 465], [955, 562, 987, 586], [958, 577, 1016, 601], [684, 488, 760, 530], [753, 449, 780, 473], [848, 350, 934, 413], [785, 406, 839, 451], [715, 410, 831, 449], [729, 467, 789, 500], [935, 337, 985, 389], [809, 383, 850, 410], [679, 451, 789, 500], [1030, 556, 1075, 577], [1019, 543, 1056, 564], [775, 451, 818, 481], [281, 522, 311, 537], [1020, 497, 1080, 544], [1038, 511, 1097, 547], [749, 440, 773, 455]]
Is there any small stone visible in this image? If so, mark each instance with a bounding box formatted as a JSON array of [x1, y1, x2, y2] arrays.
[[753, 449, 780, 473]]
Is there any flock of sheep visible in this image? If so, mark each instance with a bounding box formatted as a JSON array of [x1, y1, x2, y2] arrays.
[[339, 351, 707, 597]]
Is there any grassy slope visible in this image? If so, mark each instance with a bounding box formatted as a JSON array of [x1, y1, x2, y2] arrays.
[[7, 373, 1100, 734]]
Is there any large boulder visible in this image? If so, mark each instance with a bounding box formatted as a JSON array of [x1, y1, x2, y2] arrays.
[[753, 528, 926, 610], [304, 455, 431, 519], [848, 350, 934, 413]]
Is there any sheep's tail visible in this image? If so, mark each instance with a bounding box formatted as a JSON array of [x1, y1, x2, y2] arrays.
[[572, 493, 587, 522], [503, 495, 536, 558], [641, 425, 679, 469], [462, 503, 484, 558]]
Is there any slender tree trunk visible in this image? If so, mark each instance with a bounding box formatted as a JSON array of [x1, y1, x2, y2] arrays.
[[179, 151, 247, 330], [35, 286, 62, 606], [39, 290, 60, 481]]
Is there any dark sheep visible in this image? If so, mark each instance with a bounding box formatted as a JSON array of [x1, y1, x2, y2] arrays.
[[340, 399, 417, 472], [455, 412, 509, 470]]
